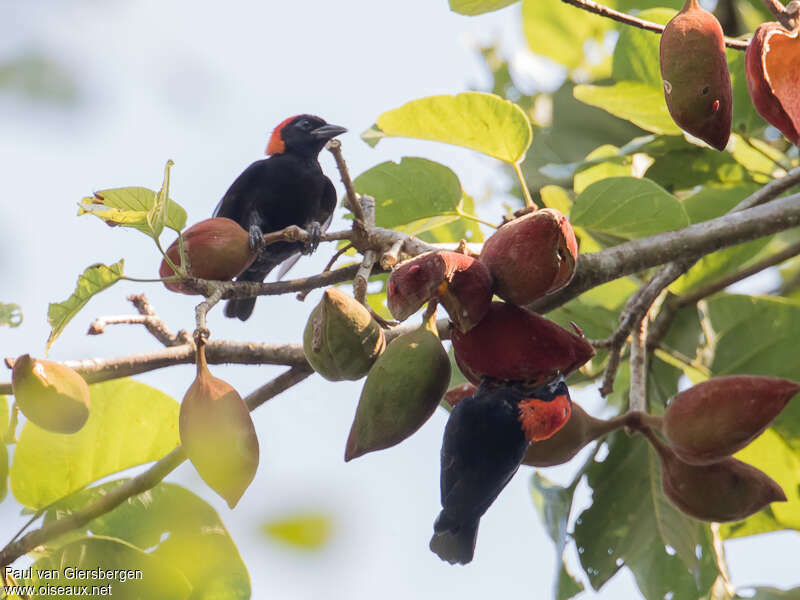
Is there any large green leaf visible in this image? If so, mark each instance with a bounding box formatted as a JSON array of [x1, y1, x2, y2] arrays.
[[573, 145, 634, 194], [46, 261, 124, 355], [449, 0, 518, 15], [78, 183, 186, 236], [721, 429, 800, 538], [364, 92, 532, 163], [729, 50, 766, 137], [573, 432, 719, 600], [1, 395, 8, 436], [0, 302, 22, 327], [0, 441, 7, 503], [571, 177, 688, 240], [44, 480, 251, 598], [574, 82, 681, 135], [11, 378, 179, 508], [263, 513, 334, 550], [612, 8, 674, 87], [353, 158, 462, 229], [415, 192, 484, 244], [530, 473, 584, 600], [21, 536, 191, 599], [644, 146, 751, 191]]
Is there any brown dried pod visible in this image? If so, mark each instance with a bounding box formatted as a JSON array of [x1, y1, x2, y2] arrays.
[[345, 321, 450, 461], [663, 375, 800, 465], [11, 354, 90, 434], [643, 427, 786, 522], [303, 288, 386, 381], [745, 22, 800, 145], [479, 208, 578, 306], [179, 343, 259, 508], [387, 251, 493, 332], [159, 217, 257, 294], [659, 0, 732, 150], [522, 405, 625, 467], [450, 302, 594, 386]]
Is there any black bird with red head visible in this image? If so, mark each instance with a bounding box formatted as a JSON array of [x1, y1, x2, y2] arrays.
[[214, 114, 346, 320]]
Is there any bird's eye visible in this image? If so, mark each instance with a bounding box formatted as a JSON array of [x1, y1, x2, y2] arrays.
[[298, 119, 313, 130]]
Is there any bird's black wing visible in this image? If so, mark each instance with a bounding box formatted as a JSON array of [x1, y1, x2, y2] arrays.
[[212, 159, 270, 226]]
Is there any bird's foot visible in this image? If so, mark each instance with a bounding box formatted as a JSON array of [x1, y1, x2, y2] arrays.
[[302, 221, 322, 255], [249, 225, 265, 252]]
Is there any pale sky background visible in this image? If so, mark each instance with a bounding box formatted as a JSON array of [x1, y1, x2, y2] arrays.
[[0, 1, 797, 598]]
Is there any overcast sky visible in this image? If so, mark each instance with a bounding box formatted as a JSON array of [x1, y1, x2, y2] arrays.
[[0, 1, 796, 598]]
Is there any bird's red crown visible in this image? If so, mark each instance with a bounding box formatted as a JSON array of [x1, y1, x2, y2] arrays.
[[266, 115, 301, 155]]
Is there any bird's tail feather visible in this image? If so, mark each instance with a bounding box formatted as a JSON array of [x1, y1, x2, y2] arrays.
[[223, 267, 274, 321], [429, 512, 479, 565]]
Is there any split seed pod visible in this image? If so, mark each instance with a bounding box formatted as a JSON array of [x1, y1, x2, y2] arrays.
[[745, 22, 800, 145], [387, 251, 493, 333], [303, 288, 386, 381], [479, 208, 578, 306], [180, 343, 259, 508], [11, 354, 90, 434], [451, 302, 594, 386], [345, 321, 451, 461], [644, 428, 785, 522], [660, 0, 732, 150], [663, 375, 800, 465], [159, 217, 257, 294]]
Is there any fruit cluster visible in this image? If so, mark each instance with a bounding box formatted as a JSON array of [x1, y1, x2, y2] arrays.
[[660, 0, 800, 149]]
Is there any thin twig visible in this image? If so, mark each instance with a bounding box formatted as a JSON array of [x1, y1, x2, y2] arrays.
[[127, 294, 190, 345], [560, 0, 749, 50], [296, 243, 354, 301], [327, 139, 366, 224], [628, 314, 649, 412], [760, 0, 798, 29], [380, 239, 405, 270], [354, 196, 377, 305]]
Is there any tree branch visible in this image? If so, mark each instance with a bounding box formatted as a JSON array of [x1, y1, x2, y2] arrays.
[[560, 0, 749, 50]]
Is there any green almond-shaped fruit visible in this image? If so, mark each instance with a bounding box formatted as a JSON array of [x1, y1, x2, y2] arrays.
[[660, 0, 732, 150], [303, 288, 386, 381], [180, 344, 259, 508], [643, 426, 785, 522], [159, 217, 257, 295], [345, 323, 451, 461], [11, 354, 90, 434], [663, 375, 800, 465]]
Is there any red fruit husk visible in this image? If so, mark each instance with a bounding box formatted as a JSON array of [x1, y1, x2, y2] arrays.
[[663, 375, 800, 465], [179, 344, 259, 508], [387, 250, 492, 332], [159, 217, 256, 295], [746, 22, 800, 145], [451, 302, 595, 386], [443, 383, 477, 409], [643, 427, 786, 522], [479, 208, 578, 306], [659, 0, 732, 150]]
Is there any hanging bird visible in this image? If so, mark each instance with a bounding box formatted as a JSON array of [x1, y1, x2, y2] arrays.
[[430, 376, 571, 565], [213, 114, 346, 320]]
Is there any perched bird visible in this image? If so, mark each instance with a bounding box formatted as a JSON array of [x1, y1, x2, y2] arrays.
[[214, 114, 346, 320], [430, 376, 571, 565]]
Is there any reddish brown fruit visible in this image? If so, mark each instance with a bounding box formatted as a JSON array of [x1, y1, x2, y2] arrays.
[[443, 383, 477, 409], [643, 427, 786, 522], [159, 218, 257, 294], [663, 375, 799, 465], [745, 22, 800, 145], [479, 208, 577, 306], [387, 251, 493, 332], [179, 344, 259, 508], [451, 302, 594, 385], [522, 404, 623, 467], [659, 0, 732, 150]]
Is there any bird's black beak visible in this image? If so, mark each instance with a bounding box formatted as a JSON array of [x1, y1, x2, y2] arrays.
[[311, 124, 347, 140]]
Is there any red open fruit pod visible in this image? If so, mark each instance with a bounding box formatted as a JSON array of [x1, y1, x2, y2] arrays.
[[745, 22, 800, 145]]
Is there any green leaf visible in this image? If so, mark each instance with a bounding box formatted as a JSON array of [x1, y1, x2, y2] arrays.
[[571, 177, 688, 240], [449, 0, 518, 15], [365, 92, 532, 163], [0, 302, 22, 327], [448, 345, 469, 389], [1, 395, 8, 435], [645, 146, 752, 191], [574, 82, 682, 135], [43, 480, 251, 598], [78, 184, 187, 235], [22, 536, 191, 599], [720, 429, 800, 538], [263, 513, 334, 550], [11, 378, 179, 508], [46, 261, 124, 355], [612, 8, 675, 87], [530, 473, 584, 600], [414, 192, 484, 244], [522, 0, 613, 70], [729, 51, 766, 137], [574, 433, 719, 600], [0, 441, 7, 503], [353, 158, 462, 229], [573, 145, 633, 194], [146, 159, 174, 240]]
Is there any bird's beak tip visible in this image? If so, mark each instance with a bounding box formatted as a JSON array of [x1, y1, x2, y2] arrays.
[[311, 124, 348, 140]]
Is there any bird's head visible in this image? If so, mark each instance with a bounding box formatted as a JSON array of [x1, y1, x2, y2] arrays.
[[517, 375, 572, 442], [266, 114, 347, 157]]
